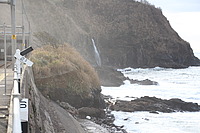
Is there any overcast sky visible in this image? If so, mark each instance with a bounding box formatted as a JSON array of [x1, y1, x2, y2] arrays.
[[146, 0, 200, 53]]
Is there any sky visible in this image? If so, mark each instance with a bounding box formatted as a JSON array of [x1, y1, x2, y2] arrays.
[[146, 0, 200, 53]]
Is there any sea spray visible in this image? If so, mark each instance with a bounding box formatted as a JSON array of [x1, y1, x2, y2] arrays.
[[92, 39, 101, 66]]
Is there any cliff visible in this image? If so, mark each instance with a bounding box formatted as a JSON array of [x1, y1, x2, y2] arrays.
[[1, 0, 199, 86], [0, 0, 199, 131], [20, 0, 199, 68]]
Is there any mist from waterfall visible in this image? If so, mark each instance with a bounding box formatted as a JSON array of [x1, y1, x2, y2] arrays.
[[92, 39, 101, 67]]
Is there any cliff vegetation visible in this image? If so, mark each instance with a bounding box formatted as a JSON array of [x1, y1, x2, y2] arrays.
[[30, 44, 104, 108]]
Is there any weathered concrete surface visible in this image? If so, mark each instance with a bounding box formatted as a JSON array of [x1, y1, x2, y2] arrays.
[[22, 67, 86, 133], [78, 119, 109, 133]]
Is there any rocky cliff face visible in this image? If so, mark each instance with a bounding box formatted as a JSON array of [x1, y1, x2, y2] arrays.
[[2, 0, 194, 88], [1, 0, 199, 86], [19, 0, 200, 68]]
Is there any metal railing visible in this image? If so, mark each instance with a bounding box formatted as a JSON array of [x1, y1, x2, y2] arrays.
[[1, 0, 32, 132], [11, 48, 33, 133], [12, 65, 22, 133], [3, 23, 7, 95]]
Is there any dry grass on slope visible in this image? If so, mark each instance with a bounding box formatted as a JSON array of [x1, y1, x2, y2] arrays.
[[30, 44, 100, 95]]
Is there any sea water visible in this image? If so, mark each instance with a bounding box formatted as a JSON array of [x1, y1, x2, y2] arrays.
[[101, 61, 200, 132]]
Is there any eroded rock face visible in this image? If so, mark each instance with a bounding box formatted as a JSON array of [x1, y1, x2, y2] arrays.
[[18, 0, 199, 87], [0, 0, 197, 69], [111, 96, 200, 113]]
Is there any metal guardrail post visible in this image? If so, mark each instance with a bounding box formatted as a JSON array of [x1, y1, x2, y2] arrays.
[[12, 48, 33, 133], [1, 0, 32, 132], [11, 0, 16, 64], [3, 23, 7, 95]]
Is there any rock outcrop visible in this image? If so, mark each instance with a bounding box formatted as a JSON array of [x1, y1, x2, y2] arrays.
[[111, 96, 200, 113], [96, 66, 127, 87], [129, 79, 158, 85]]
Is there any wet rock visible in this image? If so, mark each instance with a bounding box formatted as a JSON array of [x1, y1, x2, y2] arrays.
[[149, 111, 159, 114], [130, 79, 158, 85], [112, 96, 200, 113], [96, 66, 127, 87], [143, 118, 149, 121], [123, 118, 129, 121]]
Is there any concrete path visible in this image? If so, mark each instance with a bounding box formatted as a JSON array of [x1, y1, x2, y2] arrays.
[[0, 68, 13, 133]]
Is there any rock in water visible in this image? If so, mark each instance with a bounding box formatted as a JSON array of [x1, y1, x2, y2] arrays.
[[130, 79, 158, 85], [112, 96, 200, 112]]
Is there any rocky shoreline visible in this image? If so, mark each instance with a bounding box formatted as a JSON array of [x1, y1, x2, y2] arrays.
[[25, 64, 200, 133], [59, 95, 200, 133], [57, 101, 128, 133]]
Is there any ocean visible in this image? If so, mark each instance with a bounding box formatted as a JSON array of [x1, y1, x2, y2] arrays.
[[101, 52, 200, 133]]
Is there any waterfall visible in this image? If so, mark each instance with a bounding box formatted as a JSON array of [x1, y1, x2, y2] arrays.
[[92, 39, 101, 66]]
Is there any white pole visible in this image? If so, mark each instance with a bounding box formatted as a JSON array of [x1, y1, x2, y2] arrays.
[[22, 0, 25, 50], [13, 66, 22, 133], [11, 0, 16, 64], [13, 97, 21, 133], [4, 23, 7, 95]]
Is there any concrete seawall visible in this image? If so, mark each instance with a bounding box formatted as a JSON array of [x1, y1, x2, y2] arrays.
[[21, 67, 86, 133]]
